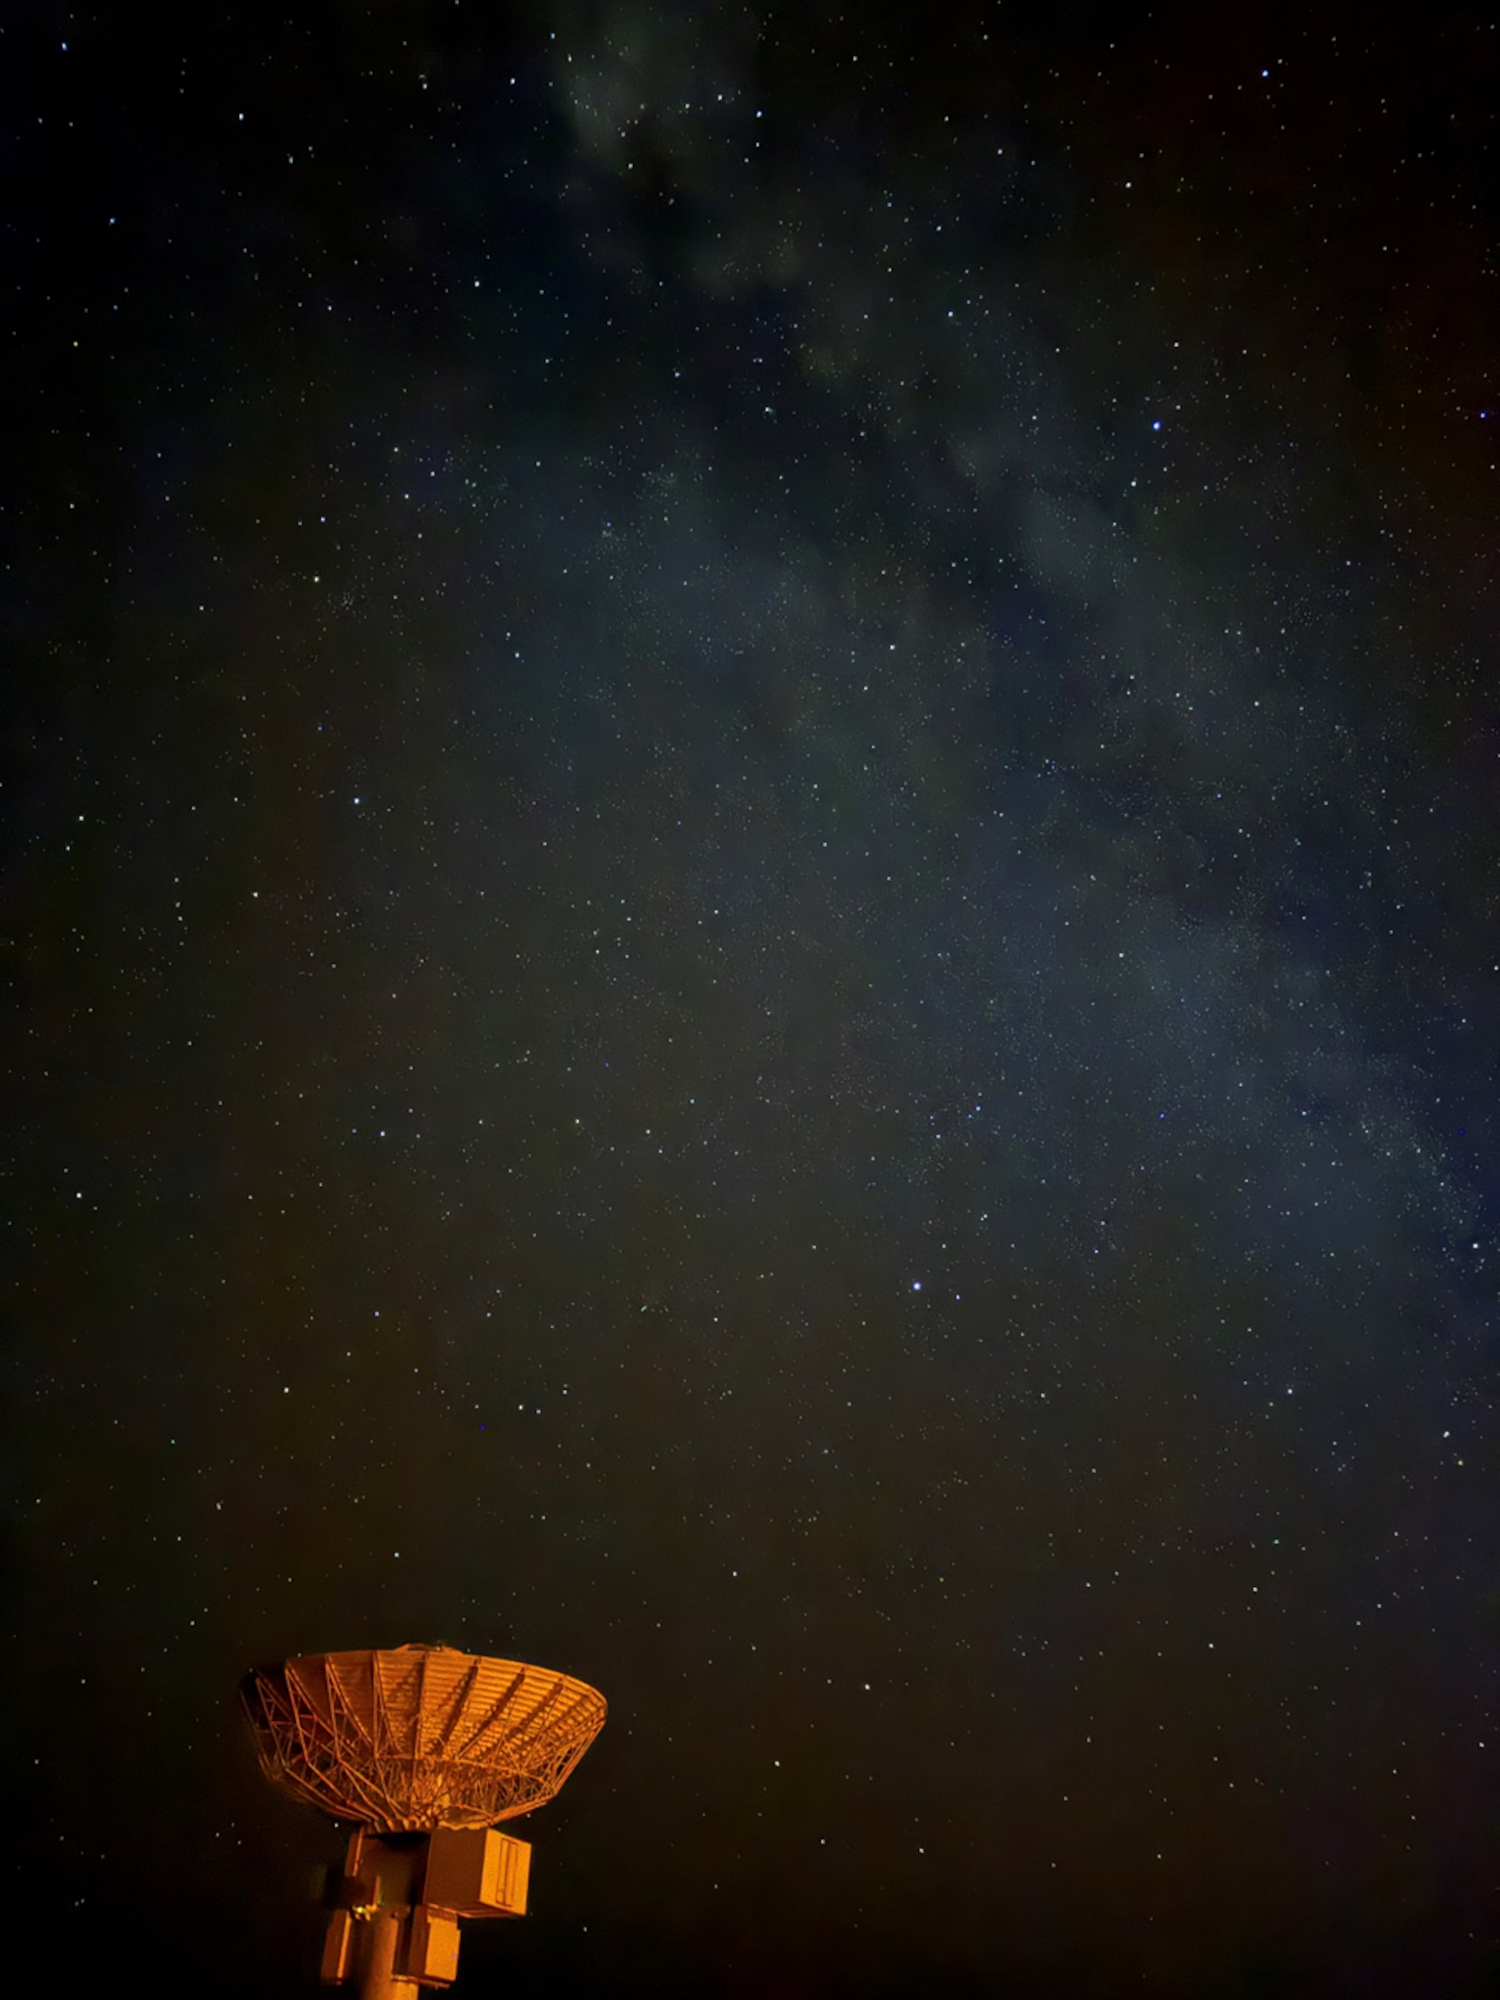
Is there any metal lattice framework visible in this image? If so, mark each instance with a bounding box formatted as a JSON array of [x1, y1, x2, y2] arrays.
[[242, 1644, 607, 1832]]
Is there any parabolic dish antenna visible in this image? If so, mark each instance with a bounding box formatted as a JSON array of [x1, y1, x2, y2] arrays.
[[242, 1642, 607, 1833]]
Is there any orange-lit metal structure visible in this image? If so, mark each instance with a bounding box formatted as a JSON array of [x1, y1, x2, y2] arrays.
[[243, 1644, 606, 1998]]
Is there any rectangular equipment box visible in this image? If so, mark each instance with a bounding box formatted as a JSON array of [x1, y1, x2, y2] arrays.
[[423, 1827, 530, 1917], [320, 1910, 354, 1983], [406, 1907, 462, 1985]]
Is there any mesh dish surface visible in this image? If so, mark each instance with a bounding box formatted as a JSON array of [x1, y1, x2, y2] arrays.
[[243, 1644, 607, 1831]]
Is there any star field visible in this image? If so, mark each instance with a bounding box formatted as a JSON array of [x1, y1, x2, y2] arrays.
[[6, 3, 1499, 1996]]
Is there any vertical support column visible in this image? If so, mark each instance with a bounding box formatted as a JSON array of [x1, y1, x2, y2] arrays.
[[357, 1910, 402, 2000], [356, 1908, 426, 1999]]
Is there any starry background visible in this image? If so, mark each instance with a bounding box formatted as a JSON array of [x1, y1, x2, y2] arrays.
[[5, 1, 1499, 1995]]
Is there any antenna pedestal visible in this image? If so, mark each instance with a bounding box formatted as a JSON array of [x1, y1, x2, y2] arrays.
[[321, 1827, 531, 1995]]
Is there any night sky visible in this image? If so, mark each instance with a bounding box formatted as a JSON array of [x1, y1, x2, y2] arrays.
[[7, 3, 1500, 1995]]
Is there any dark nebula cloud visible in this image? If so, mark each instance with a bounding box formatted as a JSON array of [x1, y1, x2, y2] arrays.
[[6, 2, 1498, 1995]]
